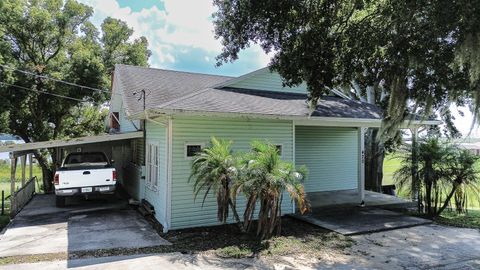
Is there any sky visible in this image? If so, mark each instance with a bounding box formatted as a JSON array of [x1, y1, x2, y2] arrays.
[[77, 0, 477, 137], [78, 0, 271, 77]]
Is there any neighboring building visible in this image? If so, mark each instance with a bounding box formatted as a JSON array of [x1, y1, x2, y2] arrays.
[[459, 142, 480, 155], [108, 65, 437, 232]]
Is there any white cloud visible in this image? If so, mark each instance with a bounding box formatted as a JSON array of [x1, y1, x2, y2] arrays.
[[77, 0, 271, 70]]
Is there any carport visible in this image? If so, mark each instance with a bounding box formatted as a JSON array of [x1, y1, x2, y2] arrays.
[[0, 131, 143, 216], [0, 131, 171, 258]]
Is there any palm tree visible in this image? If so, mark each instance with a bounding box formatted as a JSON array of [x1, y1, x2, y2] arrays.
[[189, 137, 243, 229], [395, 138, 446, 216], [233, 140, 309, 239], [395, 138, 480, 216], [438, 148, 480, 215]]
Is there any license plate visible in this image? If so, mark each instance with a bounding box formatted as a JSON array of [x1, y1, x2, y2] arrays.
[[81, 187, 92, 193], [98, 187, 110, 192]]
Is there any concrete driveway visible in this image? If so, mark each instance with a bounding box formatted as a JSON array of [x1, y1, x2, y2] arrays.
[[0, 194, 169, 257]]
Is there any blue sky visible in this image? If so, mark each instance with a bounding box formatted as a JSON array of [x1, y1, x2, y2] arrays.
[[78, 0, 270, 77]]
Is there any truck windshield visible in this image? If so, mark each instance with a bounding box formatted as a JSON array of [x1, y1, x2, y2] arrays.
[[64, 153, 108, 167]]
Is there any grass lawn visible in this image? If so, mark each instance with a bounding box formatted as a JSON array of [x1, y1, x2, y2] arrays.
[[0, 162, 44, 197], [383, 155, 402, 186], [436, 209, 480, 229]]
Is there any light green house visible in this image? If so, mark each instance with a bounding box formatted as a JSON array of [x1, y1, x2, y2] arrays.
[[109, 64, 434, 232]]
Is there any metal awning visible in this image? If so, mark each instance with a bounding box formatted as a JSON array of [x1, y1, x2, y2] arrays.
[[0, 131, 143, 153]]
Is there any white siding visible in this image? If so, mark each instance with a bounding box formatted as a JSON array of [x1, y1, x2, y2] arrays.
[[170, 116, 294, 230], [144, 121, 168, 228], [295, 126, 358, 192], [228, 70, 308, 94], [119, 105, 140, 132]]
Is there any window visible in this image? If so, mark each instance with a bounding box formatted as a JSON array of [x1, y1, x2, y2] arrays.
[[110, 112, 120, 130], [63, 152, 108, 167], [275, 145, 283, 156], [146, 143, 159, 189], [185, 143, 204, 159]]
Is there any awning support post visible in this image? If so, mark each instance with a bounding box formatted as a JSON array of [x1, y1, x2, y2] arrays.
[[29, 153, 33, 180], [21, 155, 26, 186], [358, 127, 365, 205], [10, 156, 17, 214]]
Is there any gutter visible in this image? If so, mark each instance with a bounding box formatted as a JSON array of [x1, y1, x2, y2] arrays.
[[128, 108, 441, 128]]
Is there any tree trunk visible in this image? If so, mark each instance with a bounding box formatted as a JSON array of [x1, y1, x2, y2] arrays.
[[228, 198, 245, 232], [364, 128, 385, 192], [34, 151, 53, 193], [437, 183, 459, 216], [410, 129, 420, 212]]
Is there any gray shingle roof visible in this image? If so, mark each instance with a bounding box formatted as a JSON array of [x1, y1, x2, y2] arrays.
[[114, 64, 232, 115], [161, 88, 382, 119], [114, 64, 382, 119]]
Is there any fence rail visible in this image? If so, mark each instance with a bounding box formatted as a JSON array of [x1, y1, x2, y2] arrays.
[[10, 176, 36, 217]]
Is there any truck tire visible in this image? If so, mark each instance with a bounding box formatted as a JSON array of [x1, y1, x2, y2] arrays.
[[55, 196, 66, 207]]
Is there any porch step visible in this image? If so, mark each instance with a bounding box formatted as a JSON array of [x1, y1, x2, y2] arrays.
[[138, 199, 155, 217]]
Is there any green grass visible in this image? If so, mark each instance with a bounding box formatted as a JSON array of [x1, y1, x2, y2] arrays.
[[383, 153, 480, 208], [0, 162, 43, 182], [383, 155, 402, 186], [436, 209, 480, 229], [0, 162, 44, 197]]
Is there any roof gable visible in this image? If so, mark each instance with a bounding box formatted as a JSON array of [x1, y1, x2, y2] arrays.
[[217, 68, 309, 94]]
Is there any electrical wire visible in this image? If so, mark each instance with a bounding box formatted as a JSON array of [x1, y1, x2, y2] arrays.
[[0, 64, 110, 93], [0, 81, 95, 103]]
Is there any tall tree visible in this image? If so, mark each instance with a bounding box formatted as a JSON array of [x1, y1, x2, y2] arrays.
[[212, 0, 479, 191], [0, 0, 150, 191]]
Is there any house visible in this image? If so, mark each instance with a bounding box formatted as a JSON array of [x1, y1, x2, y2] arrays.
[[107, 64, 438, 232]]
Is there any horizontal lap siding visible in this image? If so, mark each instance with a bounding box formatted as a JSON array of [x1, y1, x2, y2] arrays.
[[295, 126, 358, 192], [229, 71, 308, 94], [171, 117, 294, 229], [119, 109, 140, 133], [145, 122, 168, 227]]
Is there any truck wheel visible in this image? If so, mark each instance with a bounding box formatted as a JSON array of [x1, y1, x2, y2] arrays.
[[55, 196, 66, 207]]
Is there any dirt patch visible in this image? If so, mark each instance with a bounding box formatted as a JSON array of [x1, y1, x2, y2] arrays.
[[0, 252, 67, 265], [69, 217, 352, 264]]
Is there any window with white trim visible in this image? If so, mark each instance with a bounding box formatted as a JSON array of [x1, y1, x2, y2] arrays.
[[185, 143, 204, 159], [146, 143, 159, 189]]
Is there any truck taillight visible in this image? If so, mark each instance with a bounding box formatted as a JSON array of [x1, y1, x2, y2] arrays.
[[112, 170, 117, 181], [54, 173, 59, 185]]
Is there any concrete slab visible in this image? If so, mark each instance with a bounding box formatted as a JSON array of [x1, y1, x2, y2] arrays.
[[0, 252, 265, 270], [308, 189, 414, 209], [67, 210, 170, 252], [293, 208, 431, 235], [16, 194, 127, 218], [0, 195, 170, 257]]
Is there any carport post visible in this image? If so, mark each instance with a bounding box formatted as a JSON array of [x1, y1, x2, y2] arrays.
[[10, 156, 17, 214], [357, 127, 365, 205], [21, 155, 26, 186], [29, 153, 33, 180]]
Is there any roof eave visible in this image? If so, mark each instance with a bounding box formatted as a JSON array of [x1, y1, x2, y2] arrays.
[[130, 108, 441, 128]]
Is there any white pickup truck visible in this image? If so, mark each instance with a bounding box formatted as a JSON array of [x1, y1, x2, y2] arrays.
[[54, 152, 116, 207]]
